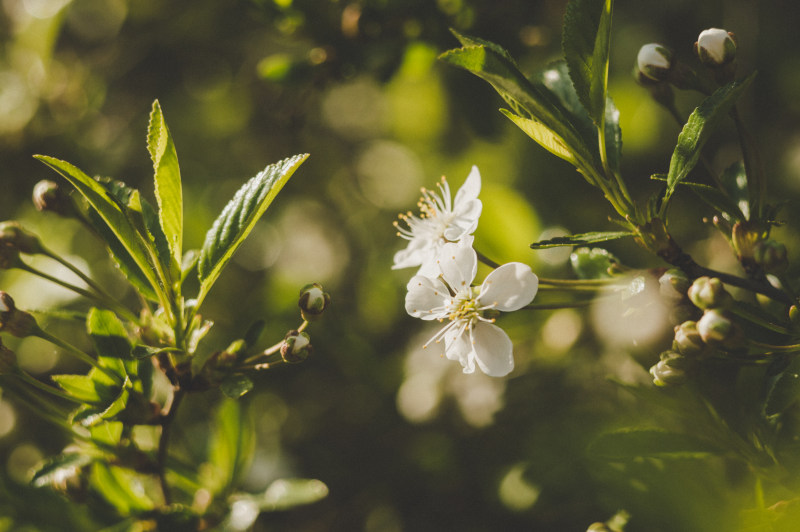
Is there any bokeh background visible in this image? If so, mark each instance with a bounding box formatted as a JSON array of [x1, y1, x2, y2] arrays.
[[1, 0, 800, 530]]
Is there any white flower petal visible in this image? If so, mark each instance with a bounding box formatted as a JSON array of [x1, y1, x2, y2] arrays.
[[478, 262, 538, 312], [470, 322, 515, 377], [443, 322, 475, 373], [405, 275, 449, 320], [392, 240, 431, 270], [437, 242, 477, 291], [453, 166, 481, 206], [443, 199, 482, 241]]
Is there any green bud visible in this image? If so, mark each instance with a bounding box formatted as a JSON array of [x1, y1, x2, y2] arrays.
[[696, 28, 736, 67], [636, 43, 673, 82], [0, 338, 18, 374], [570, 247, 618, 280], [650, 351, 687, 386], [673, 321, 705, 356], [697, 308, 737, 345], [298, 282, 330, 321], [688, 276, 731, 310], [753, 240, 788, 275], [0, 292, 38, 338], [32, 180, 75, 217], [659, 268, 690, 301], [281, 330, 312, 364], [790, 305, 800, 329]]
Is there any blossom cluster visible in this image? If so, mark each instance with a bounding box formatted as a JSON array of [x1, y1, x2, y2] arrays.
[[392, 167, 538, 377]]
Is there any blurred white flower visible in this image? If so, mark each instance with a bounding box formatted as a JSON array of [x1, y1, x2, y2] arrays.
[[393, 166, 482, 277], [405, 242, 538, 377]]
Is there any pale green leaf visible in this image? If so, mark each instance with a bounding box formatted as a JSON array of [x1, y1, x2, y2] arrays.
[[500, 109, 577, 165], [206, 398, 255, 496], [197, 153, 308, 304], [89, 463, 155, 515], [51, 374, 103, 403], [147, 100, 183, 269], [87, 308, 131, 359], [259, 478, 329, 511]]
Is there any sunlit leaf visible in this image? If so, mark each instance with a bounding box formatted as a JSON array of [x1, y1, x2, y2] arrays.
[[206, 398, 255, 496], [562, 0, 613, 125], [531, 230, 632, 249], [663, 74, 755, 208], [259, 478, 329, 511], [147, 100, 183, 271], [32, 453, 94, 488], [89, 463, 155, 515], [87, 308, 131, 359], [197, 154, 308, 305], [500, 109, 577, 165]]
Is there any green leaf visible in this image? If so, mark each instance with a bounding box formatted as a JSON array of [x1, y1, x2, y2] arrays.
[[440, 39, 597, 172], [562, 0, 613, 125], [31, 453, 94, 488], [766, 369, 800, 416], [90, 421, 124, 447], [197, 153, 308, 303], [147, 100, 183, 270], [663, 74, 755, 208], [500, 109, 578, 165], [220, 374, 254, 399], [259, 478, 329, 511], [720, 161, 750, 220], [653, 176, 746, 222], [604, 96, 622, 173], [72, 380, 130, 427], [87, 308, 131, 359], [530, 230, 632, 249], [206, 398, 255, 496], [52, 374, 103, 403], [34, 156, 162, 299], [588, 428, 721, 460], [570, 246, 619, 279], [89, 463, 155, 515]]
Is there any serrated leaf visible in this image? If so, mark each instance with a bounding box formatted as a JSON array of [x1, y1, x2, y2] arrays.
[[147, 100, 183, 270], [31, 453, 94, 488], [87, 308, 131, 359], [588, 428, 721, 460], [34, 156, 162, 299], [562, 0, 613, 125], [531, 230, 632, 249], [197, 153, 308, 304], [501, 109, 577, 164], [72, 383, 130, 427], [663, 74, 755, 208], [259, 478, 329, 511]]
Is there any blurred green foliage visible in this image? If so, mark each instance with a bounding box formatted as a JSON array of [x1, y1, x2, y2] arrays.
[[1, 0, 799, 530]]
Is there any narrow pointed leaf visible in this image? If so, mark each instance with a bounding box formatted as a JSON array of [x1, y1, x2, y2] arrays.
[[34, 156, 161, 296], [562, 0, 613, 125], [501, 109, 577, 164], [664, 74, 755, 206], [588, 428, 721, 460], [147, 100, 183, 269], [198, 153, 308, 300], [604, 96, 622, 172], [531, 230, 632, 249]]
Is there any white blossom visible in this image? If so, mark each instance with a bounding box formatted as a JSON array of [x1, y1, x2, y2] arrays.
[[405, 242, 538, 377], [393, 166, 482, 277]]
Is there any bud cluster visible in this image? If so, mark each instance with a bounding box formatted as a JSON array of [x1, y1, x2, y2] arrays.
[[0, 292, 38, 338]]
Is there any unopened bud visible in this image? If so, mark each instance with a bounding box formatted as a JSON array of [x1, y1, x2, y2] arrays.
[[688, 276, 731, 310], [650, 351, 687, 386], [659, 268, 690, 301], [673, 320, 705, 356], [696, 28, 736, 67], [697, 308, 736, 345], [753, 240, 788, 275], [298, 283, 330, 321], [0, 222, 44, 255], [32, 180, 74, 217], [280, 330, 312, 364], [570, 247, 618, 279], [0, 339, 17, 374], [637, 44, 673, 82], [790, 305, 800, 329], [0, 292, 38, 338]]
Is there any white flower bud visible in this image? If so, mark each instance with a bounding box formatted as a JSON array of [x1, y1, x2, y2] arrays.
[[281, 330, 312, 364], [637, 44, 673, 81], [697, 28, 736, 66], [298, 282, 330, 321]]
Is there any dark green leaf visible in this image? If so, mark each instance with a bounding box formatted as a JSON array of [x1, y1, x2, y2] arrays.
[[197, 154, 308, 304], [87, 308, 131, 359], [562, 0, 613, 125], [32, 453, 94, 488], [243, 319, 266, 348], [131, 344, 180, 359], [34, 156, 162, 298], [720, 161, 749, 220], [147, 100, 183, 270], [531, 230, 632, 249], [221, 374, 254, 399], [588, 428, 721, 460], [663, 74, 755, 207], [657, 178, 746, 222], [766, 369, 800, 416], [259, 478, 329, 511]]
